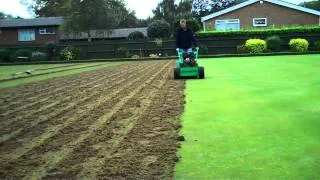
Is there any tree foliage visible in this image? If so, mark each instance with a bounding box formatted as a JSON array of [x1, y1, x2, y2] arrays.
[[300, 0, 320, 11], [33, 0, 66, 17], [147, 20, 170, 38], [0, 12, 17, 19], [192, 0, 246, 16], [32, 0, 138, 32], [152, 0, 194, 34]]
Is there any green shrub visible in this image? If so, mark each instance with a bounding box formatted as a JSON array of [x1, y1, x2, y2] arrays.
[[313, 41, 320, 51], [289, 38, 309, 52], [266, 35, 281, 51], [154, 38, 163, 48], [198, 44, 208, 55], [245, 39, 267, 53], [236, 44, 248, 54], [15, 49, 32, 58], [0, 49, 13, 62], [131, 54, 140, 59], [31, 52, 47, 61], [60, 46, 84, 61], [147, 20, 170, 38], [44, 41, 56, 60], [128, 31, 145, 40], [115, 47, 130, 58], [197, 26, 320, 37]]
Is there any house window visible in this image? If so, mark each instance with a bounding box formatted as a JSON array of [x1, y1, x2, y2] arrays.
[[215, 19, 240, 31], [18, 29, 35, 41], [39, 27, 56, 35], [253, 18, 267, 27]]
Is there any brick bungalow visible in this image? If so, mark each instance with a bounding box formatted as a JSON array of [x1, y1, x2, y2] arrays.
[[0, 17, 63, 45], [201, 0, 320, 31]]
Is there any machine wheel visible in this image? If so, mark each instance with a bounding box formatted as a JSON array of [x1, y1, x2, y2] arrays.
[[174, 67, 180, 79], [199, 66, 205, 79]]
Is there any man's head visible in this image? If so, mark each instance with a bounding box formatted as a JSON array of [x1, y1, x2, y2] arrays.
[[180, 19, 187, 29]]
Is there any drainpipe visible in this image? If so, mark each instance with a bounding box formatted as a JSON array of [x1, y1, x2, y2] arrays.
[[203, 22, 206, 32]]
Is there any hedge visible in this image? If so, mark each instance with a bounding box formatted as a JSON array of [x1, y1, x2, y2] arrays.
[[196, 26, 320, 37]]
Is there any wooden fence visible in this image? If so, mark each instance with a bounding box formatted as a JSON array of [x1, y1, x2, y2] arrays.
[[1, 33, 319, 59]]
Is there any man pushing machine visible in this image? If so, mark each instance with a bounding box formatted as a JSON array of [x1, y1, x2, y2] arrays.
[[176, 19, 199, 66]]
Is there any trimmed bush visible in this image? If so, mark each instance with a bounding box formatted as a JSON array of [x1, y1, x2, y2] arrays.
[[31, 52, 47, 61], [115, 47, 130, 58], [289, 38, 309, 52], [197, 26, 320, 37], [44, 41, 56, 61], [266, 35, 281, 51], [198, 44, 209, 55], [236, 44, 248, 54], [0, 49, 13, 62], [147, 20, 170, 38], [313, 41, 320, 51], [60, 46, 84, 61], [131, 55, 140, 59], [245, 39, 267, 54], [128, 31, 145, 40], [154, 38, 163, 48], [15, 49, 32, 59]]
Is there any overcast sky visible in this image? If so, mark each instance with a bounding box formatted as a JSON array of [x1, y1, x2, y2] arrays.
[[0, 0, 314, 19]]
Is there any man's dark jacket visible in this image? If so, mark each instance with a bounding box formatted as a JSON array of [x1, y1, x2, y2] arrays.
[[176, 27, 198, 49]]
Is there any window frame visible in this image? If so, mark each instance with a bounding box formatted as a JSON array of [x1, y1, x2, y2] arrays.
[[39, 27, 56, 35], [215, 19, 240, 24], [215, 19, 240, 31], [18, 29, 36, 42], [253, 18, 268, 27]]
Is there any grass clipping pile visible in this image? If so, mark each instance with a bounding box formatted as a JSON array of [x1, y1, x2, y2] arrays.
[[0, 60, 185, 179]]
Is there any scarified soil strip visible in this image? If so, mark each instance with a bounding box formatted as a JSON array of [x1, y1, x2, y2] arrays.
[[0, 63, 150, 135], [0, 63, 109, 83], [0, 63, 128, 111], [0, 62, 128, 104], [0, 60, 185, 179]]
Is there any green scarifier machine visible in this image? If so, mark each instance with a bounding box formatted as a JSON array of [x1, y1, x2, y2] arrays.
[[174, 48, 205, 79]]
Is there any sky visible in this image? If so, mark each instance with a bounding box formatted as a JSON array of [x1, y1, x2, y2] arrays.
[[0, 0, 314, 19]]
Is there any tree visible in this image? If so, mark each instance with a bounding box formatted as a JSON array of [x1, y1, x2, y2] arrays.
[[61, 0, 123, 40], [118, 11, 138, 28], [192, 0, 235, 16], [176, 0, 193, 18], [300, 0, 320, 11], [147, 20, 170, 38], [33, 0, 67, 17], [32, 0, 138, 35], [192, 0, 246, 17], [0, 12, 15, 19], [152, 0, 195, 35], [137, 17, 153, 27], [32, 0, 134, 40], [153, 0, 176, 32]]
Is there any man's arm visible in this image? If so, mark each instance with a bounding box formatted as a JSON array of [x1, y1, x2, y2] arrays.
[[190, 29, 198, 47], [176, 30, 181, 51], [176, 30, 180, 49]]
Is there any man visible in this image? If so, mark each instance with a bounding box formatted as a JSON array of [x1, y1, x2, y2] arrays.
[[176, 19, 198, 53]]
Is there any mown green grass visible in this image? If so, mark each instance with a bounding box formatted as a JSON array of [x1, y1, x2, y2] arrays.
[[175, 55, 320, 179], [0, 62, 123, 89]]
